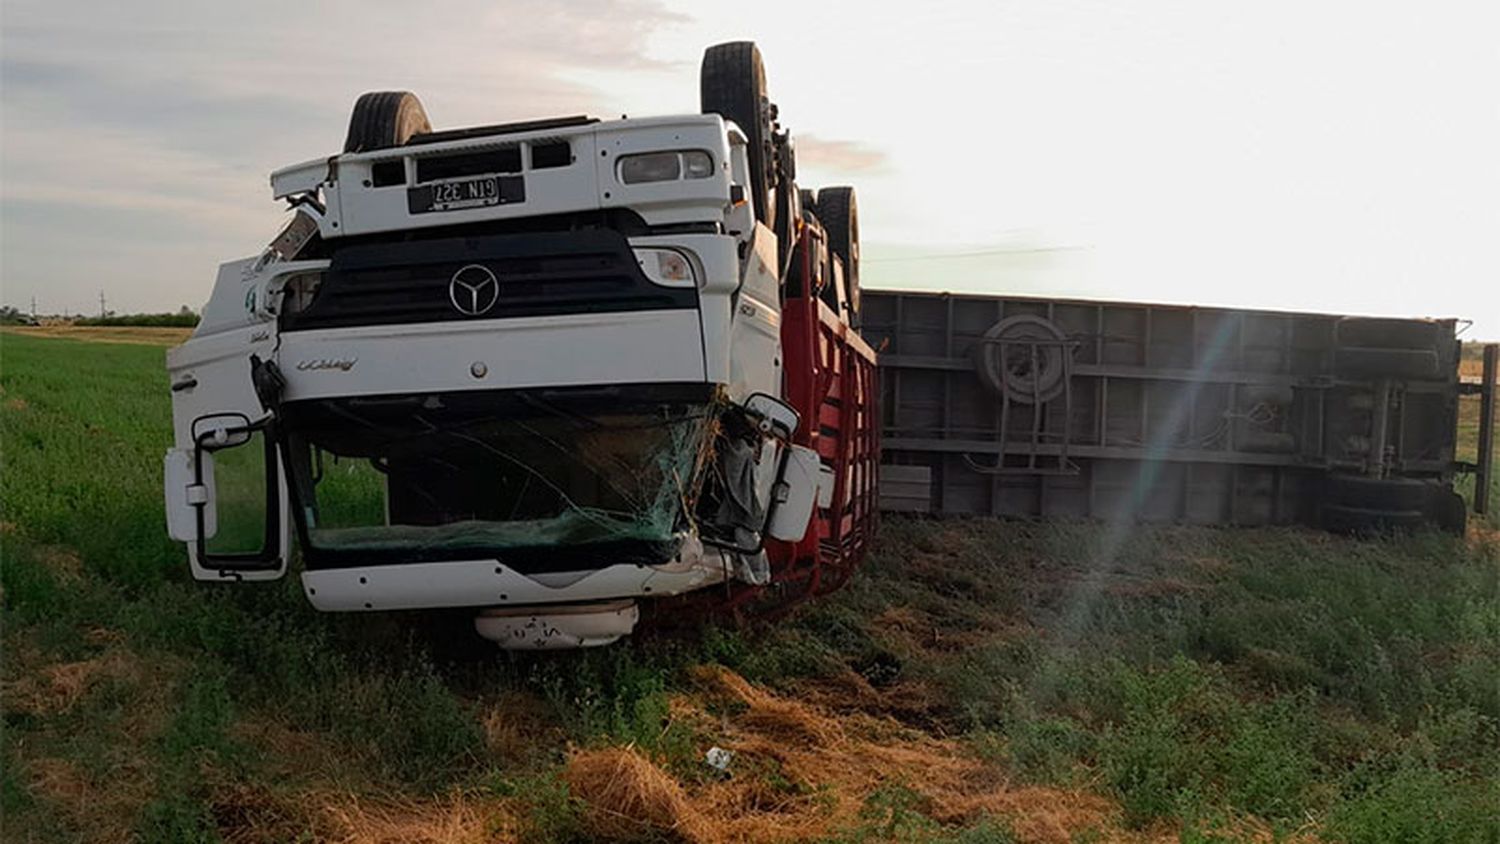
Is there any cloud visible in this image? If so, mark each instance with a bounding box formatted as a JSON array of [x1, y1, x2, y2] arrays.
[[794, 135, 888, 174], [0, 0, 691, 313]]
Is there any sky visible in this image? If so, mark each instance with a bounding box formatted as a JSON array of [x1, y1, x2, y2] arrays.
[[2, 0, 1497, 338]]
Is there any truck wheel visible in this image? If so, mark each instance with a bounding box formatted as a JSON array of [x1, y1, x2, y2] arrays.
[[1321, 504, 1426, 535], [1431, 489, 1467, 535], [701, 42, 775, 228], [1324, 474, 1435, 511], [343, 91, 431, 153], [816, 186, 860, 326]]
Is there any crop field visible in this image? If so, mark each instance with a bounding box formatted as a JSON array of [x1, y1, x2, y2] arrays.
[[2, 329, 1497, 843]]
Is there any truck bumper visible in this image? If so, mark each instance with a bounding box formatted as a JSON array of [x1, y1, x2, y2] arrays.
[[299, 536, 727, 612]]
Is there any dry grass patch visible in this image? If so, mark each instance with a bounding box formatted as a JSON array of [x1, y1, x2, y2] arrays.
[[4, 640, 186, 840], [559, 664, 1173, 844], [565, 745, 712, 842], [2, 325, 193, 347], [312, 791, 512, 844], [206, 783, 517, 844], [795, 667, 947, 730], [20, 748, 160, 842], [228, 717, 374, 792], [481, 690, 564, 762], [23, 755, 149, 843], [35, 545, 85, 582], [3, 644, 141, 717]]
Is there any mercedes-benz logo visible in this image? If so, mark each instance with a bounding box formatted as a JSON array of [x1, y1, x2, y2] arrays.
[[448, 264, 499, 316]]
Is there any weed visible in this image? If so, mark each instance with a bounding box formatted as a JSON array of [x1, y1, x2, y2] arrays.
[[942, 817, 1019, 844], [524, 647, 699, 771], [1325, 755, 1500, 844], [4, 332, 1497, 840], [829, 782, 941, 843], [971, 714, 1095, 786], [484, 770, 585, 843], [135, 668, 239, 843]]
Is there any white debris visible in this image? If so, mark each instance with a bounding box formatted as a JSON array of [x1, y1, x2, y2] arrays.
[[704, 746, 733, 772]]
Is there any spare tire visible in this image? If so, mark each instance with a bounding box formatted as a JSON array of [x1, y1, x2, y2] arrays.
[[974, 315, 1069, 404], [343, 91, 432, 153], [816, 186, 860, 326], [701, 42, 775, 227]]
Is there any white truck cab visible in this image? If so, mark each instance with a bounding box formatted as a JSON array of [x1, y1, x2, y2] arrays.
[[162, 43, 861, 648]]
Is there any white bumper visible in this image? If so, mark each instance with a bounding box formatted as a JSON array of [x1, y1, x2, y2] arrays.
[[299, 537, 728, 612]]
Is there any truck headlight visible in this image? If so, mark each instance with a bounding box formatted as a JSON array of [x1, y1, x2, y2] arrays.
[[633, 248, 696, 287], [618, 151, 715, 184]]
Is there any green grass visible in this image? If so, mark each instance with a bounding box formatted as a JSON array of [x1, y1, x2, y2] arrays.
[[2, 335, 494, 838], [745, 517, 1500, 840], [3, 331, 1498, 843]]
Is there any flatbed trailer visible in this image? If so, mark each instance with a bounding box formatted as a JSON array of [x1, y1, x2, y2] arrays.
[[866, 289, 1495, 532]]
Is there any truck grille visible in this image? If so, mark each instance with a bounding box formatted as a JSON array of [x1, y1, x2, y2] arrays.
[[281, 229, 697, 331]]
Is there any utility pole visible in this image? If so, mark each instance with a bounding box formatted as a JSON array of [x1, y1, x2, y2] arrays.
[[30, 296, 37, 320], [99, 290, 107, 319]]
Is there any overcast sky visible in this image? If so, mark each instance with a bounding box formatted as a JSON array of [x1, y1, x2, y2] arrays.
[[3, 0, 1497, 337]]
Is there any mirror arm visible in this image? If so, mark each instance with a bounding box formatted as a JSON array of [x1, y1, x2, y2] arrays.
[[250, 355, 286, 414]]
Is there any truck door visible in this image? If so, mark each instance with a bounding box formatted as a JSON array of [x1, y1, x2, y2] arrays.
[[162, 285, 290, 581]]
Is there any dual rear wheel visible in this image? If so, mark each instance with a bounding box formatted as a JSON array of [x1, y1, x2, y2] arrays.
[[699, 42, 861, 328], [1321, 474, 1465, 535]]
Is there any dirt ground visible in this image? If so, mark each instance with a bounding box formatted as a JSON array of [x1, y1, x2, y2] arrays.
[[2, 325, 192, 347]]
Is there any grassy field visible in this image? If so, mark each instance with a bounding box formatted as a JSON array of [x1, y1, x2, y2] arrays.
[[2, 329, 1497, 843]]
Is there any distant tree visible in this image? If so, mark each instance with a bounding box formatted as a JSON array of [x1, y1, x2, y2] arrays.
[[76, 311, 199, 327], [0, 305, 33, 325]]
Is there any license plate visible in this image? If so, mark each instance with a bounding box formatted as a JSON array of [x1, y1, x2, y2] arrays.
[[408, 175, 524, 214]]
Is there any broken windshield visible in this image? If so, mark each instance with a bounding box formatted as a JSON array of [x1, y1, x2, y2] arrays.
[[279, 385, 718, 566]]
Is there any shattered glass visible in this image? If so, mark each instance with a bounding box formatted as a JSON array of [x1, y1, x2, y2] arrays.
[[280, 388, 719, 562]]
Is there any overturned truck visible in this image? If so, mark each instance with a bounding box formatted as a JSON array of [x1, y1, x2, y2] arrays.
[[868, 290, 1495, 533], [161, 42, 1492, 649], [161, 42, 878, 648]]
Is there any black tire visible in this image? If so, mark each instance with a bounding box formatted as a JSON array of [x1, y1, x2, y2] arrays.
[[1336, 317, 1439, 351], [1324, 474, 1436, 511], [343, 91, 431, 153], [816, 186, 860, 325], [1430, 490, 1467, 535], [1321, 504, 1426, 535], [1333, 347, 1438, 380], [701, 42, 774, 227]]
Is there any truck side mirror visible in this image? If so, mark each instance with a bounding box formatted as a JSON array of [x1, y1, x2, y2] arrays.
[[164, 448, 215, 542], [744, 393, 799, 441], [765, 445, 821, 542]]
